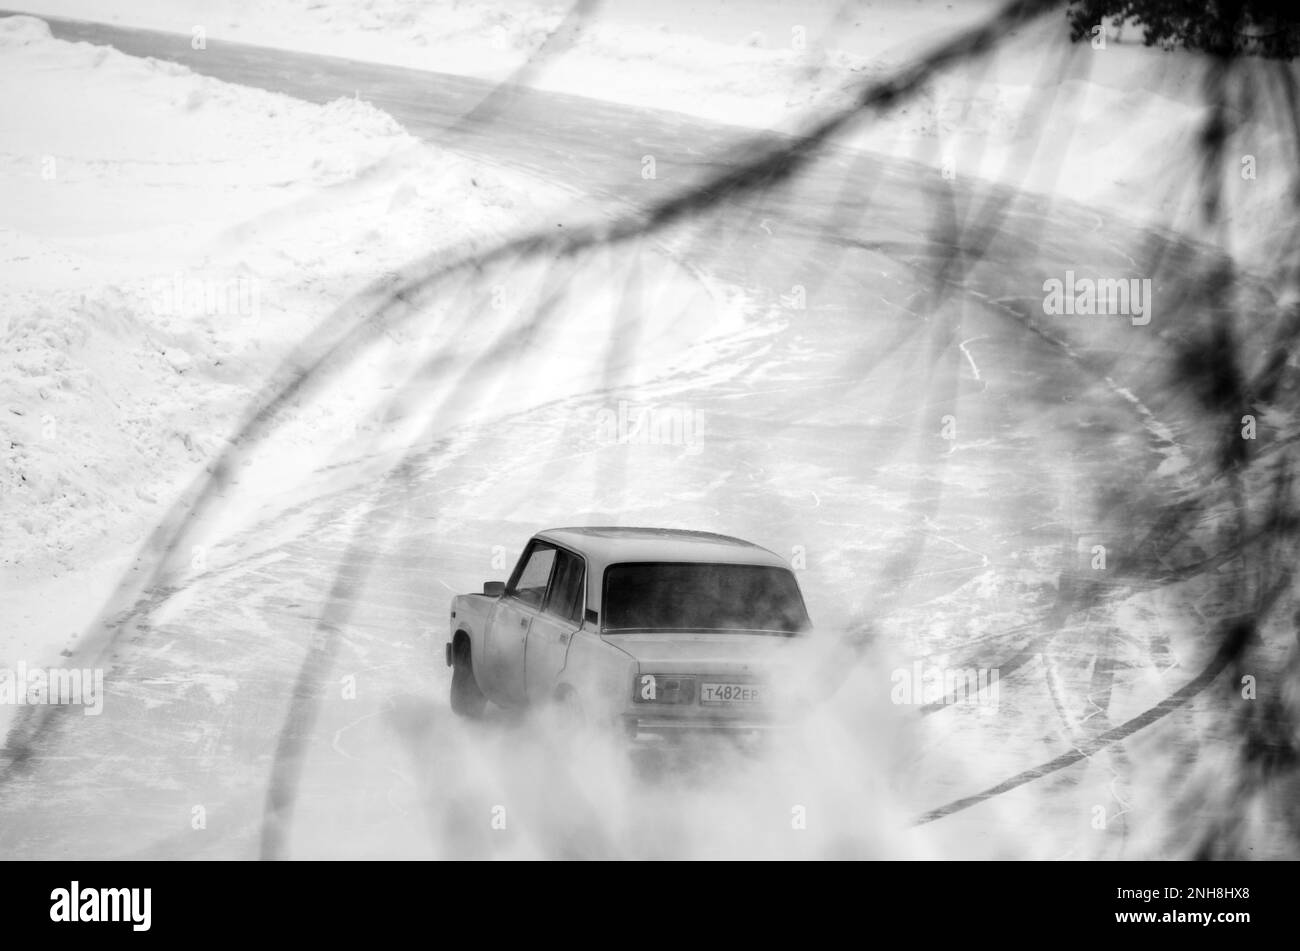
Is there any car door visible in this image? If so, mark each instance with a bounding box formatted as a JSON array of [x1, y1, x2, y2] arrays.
[[525, 547, 585, 702], [484, 541, 555, 705]]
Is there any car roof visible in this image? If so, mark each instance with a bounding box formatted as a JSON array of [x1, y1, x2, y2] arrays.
[[527, 527, 796, 621], [534, 526, 790, 570]]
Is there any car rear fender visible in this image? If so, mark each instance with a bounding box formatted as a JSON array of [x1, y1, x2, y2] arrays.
[[447, 593, 497, 667]]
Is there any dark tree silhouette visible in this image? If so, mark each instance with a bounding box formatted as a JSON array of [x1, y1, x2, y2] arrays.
[[1069, 0, 1300, 57]]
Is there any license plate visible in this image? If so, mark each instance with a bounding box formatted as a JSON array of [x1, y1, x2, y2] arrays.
[[700, 682, 762, 704]]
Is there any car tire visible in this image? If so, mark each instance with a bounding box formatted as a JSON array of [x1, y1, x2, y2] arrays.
[[450, 638, 487, 719]]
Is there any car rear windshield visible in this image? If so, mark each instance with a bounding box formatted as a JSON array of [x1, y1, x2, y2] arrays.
[[602, 562, 809, 634]]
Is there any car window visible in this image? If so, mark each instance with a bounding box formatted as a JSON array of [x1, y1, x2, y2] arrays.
[[510, 543, 556, 609], [602, 562, 810, 633], [544, 549, 585, 624]]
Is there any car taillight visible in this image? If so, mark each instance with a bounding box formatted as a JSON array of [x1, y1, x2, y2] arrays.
[[633, 673, 696, 704]]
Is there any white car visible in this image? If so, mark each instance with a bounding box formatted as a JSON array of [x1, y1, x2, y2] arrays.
[[445, 527, 810, 737]]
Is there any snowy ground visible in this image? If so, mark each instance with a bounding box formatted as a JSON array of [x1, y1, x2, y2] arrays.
[[1, 4, 1297, 859], [0, 12, 578, 659], [13, 0, 1299, 268]]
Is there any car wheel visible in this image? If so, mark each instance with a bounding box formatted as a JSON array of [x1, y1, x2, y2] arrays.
[[449, 637, 486, 719]]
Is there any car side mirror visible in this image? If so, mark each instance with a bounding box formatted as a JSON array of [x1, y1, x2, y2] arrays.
[[483, 581, 505, 597]]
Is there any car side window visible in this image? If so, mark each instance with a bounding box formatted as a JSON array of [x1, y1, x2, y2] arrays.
[[544, 549, 585, 624], [509, 543, 556, 610]]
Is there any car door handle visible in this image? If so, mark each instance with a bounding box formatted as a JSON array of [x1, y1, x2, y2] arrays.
[[519, 617, 528, 628]]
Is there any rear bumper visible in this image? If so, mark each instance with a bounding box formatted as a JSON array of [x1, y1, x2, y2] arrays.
[[623, 714, 789, 739]]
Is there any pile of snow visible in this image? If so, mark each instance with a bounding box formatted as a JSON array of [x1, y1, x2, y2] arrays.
[[0, 13, 570, 589]]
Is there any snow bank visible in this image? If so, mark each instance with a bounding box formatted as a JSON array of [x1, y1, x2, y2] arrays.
[[0, 13, 572, 654], [14, 0, 1295, 268], [9, 0, 993, 129]]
